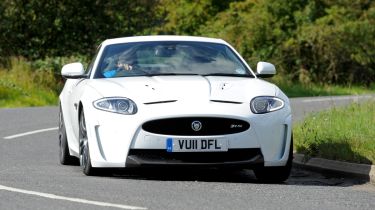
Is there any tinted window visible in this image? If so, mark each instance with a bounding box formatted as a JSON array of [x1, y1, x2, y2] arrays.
[[95, 41, 252, 78]]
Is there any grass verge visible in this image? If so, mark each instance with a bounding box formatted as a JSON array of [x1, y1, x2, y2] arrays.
[[0, 58, 59, 107], [294, 101, 375, 164], [270, 75, 375, 97], [279, 82, 374, 98], [0, 57, 374, 107]]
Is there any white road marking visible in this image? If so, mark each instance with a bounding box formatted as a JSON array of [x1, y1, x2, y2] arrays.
[[302, 95, 374, 103], [0, 184, 147, 210], [3, 127, 58, 139]]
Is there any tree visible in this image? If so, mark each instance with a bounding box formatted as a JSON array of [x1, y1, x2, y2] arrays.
[[156, 0, 241, 35], [0, 0, 162, 59]]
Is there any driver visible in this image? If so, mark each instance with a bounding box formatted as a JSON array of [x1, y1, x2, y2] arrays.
[[102, 54, 134, 78], [117, 60, 133, 71]]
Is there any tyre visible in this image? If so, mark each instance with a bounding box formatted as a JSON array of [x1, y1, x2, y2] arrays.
[[254, 136, 293, 183], [79, 110, 97, 176], [59, 105, 77, 165]]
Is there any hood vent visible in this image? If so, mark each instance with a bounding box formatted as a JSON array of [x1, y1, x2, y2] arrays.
[[210, 100, 242, 104], [144, 100, 177, 105]]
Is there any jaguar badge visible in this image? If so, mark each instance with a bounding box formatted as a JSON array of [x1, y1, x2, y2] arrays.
[[191, 121, 202, 131]]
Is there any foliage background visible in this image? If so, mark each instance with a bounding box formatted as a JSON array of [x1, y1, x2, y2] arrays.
[[0, 0, 374, 87]]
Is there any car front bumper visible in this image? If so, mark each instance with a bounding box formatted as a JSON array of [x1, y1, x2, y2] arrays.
[[84, 101, 292, 168]]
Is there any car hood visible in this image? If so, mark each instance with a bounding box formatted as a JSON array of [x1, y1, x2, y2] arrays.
[[88, 76, 277, 104]]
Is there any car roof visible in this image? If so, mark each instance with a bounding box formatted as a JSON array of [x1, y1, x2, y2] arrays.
[[101, 35, 228, 46]]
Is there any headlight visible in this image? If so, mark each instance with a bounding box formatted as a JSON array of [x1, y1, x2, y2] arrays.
[[93, 97, 137, 114], [250, 96, 284, 114]]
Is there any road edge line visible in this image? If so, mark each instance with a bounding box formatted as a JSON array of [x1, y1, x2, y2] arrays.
[[3, 127, 58, 139], [0, 184, 147, 210]]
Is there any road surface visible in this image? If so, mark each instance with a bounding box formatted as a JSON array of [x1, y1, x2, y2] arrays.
[[0, 95, 374, 210]]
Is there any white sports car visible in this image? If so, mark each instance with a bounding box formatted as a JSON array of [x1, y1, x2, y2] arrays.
[[59, 35, 292, 182]]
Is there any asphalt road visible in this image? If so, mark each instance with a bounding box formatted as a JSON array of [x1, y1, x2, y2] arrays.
[[1, 95, 374, 210]]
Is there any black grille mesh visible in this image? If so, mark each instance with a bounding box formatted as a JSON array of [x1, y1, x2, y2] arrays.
[[142, 117, 250, 136]]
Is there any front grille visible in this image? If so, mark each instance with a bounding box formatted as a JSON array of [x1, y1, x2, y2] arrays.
[[142, 117, 250, 136], [127, 148, 261, 163]]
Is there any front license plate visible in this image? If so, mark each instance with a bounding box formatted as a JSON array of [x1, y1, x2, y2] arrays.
[[166, 138, 228, 152]]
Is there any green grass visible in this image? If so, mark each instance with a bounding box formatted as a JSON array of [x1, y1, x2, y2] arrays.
[[0, 58, 59, 107], [294, 101, 375, 164], [270, 75, 375, 97], [279, 82, 374, 98], [0, 57, 374, 107]]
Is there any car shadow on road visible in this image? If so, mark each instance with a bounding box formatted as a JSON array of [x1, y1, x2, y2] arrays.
[[102, 164, 368, 187], [111, 167, 259, 183]]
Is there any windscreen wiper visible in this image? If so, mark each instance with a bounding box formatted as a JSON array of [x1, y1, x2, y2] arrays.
[[145, 73, 200, 76], [203, 73, 254, 78]]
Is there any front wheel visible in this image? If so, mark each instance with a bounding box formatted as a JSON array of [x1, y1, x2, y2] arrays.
[[254, 136, 293, 183], [79, 110, 96, 176], [59, 105, 77, 165]]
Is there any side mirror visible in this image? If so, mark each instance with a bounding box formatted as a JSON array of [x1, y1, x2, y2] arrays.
[[61, 62, 86, 79], [256, 62, 276, 78]]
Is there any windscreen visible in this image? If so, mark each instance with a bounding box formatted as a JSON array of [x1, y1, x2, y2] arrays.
[[95, 41, 252, 78]]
